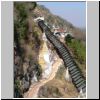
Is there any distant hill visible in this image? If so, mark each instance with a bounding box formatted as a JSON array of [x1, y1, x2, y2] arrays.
[[34, 4, 86, 41], [80, 27, 86, 33]]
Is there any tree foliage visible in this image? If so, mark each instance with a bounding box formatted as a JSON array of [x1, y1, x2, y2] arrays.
[[14, 2, 37, 41], [65, 38, 86, 64]]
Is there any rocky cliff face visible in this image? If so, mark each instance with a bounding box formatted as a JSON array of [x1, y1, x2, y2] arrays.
[[14, 2, 43, 98]]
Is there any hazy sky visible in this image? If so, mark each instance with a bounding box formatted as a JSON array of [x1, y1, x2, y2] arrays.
[[37, 2, 86, 28]]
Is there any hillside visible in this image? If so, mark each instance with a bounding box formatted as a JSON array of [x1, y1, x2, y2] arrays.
[[14, 2, 43, 97], [35, 4, 86, 98], [34, 4, 86, 41], [14, 2, 86, 98]]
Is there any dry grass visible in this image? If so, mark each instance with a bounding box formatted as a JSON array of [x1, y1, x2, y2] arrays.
[[38, 78, 78, 98], [38, 65, 79, 98]]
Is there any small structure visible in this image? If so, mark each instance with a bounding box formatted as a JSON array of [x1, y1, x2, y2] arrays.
[[33, 16, 44, 22], [52, 25, 73, 39]]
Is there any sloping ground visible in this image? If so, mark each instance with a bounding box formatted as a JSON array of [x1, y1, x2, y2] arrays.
[[38, 79, 78, 98], [38, 65, 78, 98], [14, 2, 86, 98], [24, 57, 62, 98]]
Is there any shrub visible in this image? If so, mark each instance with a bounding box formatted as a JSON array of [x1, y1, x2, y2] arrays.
[[14, 79, 23, 98], [65, 39, 86, 64]]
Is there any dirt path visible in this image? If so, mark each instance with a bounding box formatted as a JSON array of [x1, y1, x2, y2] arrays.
[[24, 58, 62, 98]]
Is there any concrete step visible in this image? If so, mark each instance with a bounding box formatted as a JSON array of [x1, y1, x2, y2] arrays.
[[76, 80, 84, 88], [72, 73, 80, 79], [69, 65, 76, 71], [77, 83, 86, 92], [70, 68, 78, 74], [73, 75, 82, 81], [74, 77, 83, 84], [71, 70, 80, 76]]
